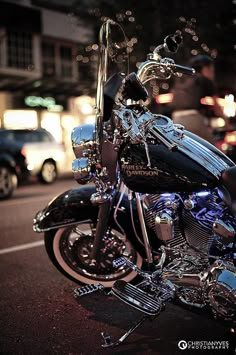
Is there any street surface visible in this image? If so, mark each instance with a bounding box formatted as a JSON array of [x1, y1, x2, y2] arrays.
[[0, 177, 235, 355]]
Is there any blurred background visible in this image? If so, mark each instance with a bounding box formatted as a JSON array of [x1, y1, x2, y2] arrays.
[[0, 2, 235, 353], [0, 0, 235, 168]]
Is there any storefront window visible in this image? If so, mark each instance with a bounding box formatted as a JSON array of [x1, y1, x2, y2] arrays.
[[41, 41, 74, 78], [60, 45, 72, 78], [42, 41, 56, 76], [7, 30, 33, 70]]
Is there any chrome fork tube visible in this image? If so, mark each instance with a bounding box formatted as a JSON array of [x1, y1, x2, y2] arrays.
[[135, 192, 153, 264], [89, 199, 112, 262]]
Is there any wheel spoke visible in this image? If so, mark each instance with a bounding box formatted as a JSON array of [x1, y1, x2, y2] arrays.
[[55, 224, 140, 282], [73, 223, 93, 237]]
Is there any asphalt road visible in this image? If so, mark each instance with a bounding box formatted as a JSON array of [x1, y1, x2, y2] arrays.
[[0, 178, 235, 355]]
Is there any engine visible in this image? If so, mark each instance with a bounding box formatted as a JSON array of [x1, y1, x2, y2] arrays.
[[143, 190, 236, 321], [143, 190, 236, 258], [143, 190, 236, 320]]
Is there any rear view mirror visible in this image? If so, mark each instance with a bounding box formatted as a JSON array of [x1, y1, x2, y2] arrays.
[[164, 34, 183, 53]]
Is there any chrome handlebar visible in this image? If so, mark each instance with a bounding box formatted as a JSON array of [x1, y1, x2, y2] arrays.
[[137, 57, 195, 85], [171, 63, 195, 76], [95, 19, 195, 157]]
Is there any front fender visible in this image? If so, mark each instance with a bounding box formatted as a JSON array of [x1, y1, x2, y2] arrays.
[[33, 185, 137, 234], [33, 185, 98, 232]]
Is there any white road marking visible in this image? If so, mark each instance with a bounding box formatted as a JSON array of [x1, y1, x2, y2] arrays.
[[0, 240, 44, 255]]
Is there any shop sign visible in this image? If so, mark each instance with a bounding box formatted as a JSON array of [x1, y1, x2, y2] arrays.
[[24, 96, 63, 111]]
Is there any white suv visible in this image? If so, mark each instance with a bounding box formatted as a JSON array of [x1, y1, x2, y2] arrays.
[[1, 128, 66, 184]]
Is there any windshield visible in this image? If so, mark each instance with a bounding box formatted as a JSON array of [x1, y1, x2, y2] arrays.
[[95, 20, 128, 155]]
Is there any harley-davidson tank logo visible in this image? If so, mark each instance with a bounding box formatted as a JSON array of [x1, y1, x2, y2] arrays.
[[122, 165, 159, 177]]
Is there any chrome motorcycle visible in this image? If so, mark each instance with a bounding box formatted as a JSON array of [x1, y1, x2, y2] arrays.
[[34, 20, 235, 346]]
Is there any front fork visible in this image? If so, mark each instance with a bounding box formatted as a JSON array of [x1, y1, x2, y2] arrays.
[[89, 197, 113, 262], [135, 192, 153, 265], [89, 186, 154, 266]]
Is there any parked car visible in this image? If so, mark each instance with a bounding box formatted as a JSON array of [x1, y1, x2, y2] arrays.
[[0, 128, 66, 199]]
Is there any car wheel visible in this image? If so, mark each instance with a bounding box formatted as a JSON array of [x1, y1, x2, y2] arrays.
[[0, 166, 17, 199], [40, 161, 57, 184]]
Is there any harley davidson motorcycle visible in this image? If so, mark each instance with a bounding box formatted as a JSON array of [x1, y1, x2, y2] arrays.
[[33, 20, 236, 346]]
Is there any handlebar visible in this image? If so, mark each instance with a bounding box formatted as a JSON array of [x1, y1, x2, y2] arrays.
[[137, 58, 195, 86], [171, 63, 195, 76]]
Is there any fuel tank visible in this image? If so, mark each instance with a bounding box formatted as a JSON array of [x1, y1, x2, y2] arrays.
[[119, 130, 234, 194]]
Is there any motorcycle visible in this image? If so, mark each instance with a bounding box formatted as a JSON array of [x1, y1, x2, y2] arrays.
[[33, 20, 236, 347]]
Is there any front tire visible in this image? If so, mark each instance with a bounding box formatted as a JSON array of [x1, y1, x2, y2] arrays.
[[44, 223, 142, 287]]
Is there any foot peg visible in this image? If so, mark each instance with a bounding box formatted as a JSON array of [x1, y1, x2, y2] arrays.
[[101, 280, 165, 348], [113, 257, 148, 278], [112, 280, 162, 316], [74, 283, 104, 298]]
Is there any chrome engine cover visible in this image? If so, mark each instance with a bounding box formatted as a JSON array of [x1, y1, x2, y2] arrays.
[[162, 251, 208, 308], [206, 261, 236, 320], [143, 191, 236, 255], [143, 194, 183, 243], [162, 255, 236, 317], [144, 191, 236, 318]]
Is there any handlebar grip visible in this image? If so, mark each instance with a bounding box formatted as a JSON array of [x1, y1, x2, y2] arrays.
[[172, 64, 195, 76]]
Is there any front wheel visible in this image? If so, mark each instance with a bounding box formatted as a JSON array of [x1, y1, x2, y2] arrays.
[[44, 223, 142, 287]]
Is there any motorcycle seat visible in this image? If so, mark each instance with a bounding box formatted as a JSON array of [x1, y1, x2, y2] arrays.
[[221, 166, 236, 214]]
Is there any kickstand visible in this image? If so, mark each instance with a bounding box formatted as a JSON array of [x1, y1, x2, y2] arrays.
[[101, 315, 151, 348]]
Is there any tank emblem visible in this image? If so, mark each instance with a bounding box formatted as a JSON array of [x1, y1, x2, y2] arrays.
[[122, 165, 159, 177]]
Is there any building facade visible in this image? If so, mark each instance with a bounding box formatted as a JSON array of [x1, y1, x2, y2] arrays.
[[0, 0, 97, 167]]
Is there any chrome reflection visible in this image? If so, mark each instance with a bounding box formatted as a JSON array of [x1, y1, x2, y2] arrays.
[[71, 124, 95, 158], [72, 158, 93, 184]]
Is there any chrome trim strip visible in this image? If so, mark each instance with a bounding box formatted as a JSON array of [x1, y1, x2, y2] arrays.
[[33, 219, 92, 233], [175, 135, 230, 178]]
